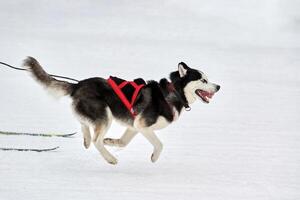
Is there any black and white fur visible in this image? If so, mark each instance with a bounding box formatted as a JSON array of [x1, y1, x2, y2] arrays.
[[24, 57, 220, 165]]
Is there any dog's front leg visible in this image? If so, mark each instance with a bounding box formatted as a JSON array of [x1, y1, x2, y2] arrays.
[[140, 129, 163, 163]]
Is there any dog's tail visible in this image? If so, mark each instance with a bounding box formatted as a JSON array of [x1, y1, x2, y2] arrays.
[[24, 57, 74, 98]]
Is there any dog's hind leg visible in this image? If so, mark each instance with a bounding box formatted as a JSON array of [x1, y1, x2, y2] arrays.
[[140, 129, 163, 163], [92, 110, 117, 165], [94, 125, 117, 165], [81, 123, 91, 149], [104, 128, 138, 147]]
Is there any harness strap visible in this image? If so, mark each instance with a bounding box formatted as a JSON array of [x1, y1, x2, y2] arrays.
[[118, 81, 129, 89], [130, 82, 144, 105], [107, 77, 145, 117]]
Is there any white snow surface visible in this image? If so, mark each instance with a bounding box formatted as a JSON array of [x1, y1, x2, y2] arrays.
[[0, 1, 300, 200]]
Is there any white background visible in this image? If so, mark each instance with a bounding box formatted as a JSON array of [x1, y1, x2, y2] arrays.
[[0, 1, 299, 200]]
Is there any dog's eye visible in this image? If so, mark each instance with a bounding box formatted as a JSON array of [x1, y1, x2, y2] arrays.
[[201, 79, 207, 84]]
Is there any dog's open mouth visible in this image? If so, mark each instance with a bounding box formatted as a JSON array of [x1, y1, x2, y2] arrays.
[[195, 89, 214, 103]]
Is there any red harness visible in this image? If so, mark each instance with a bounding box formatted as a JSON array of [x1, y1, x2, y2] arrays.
[[107, 76, 145, 117]]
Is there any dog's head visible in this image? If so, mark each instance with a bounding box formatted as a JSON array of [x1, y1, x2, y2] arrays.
[[170, 62, 220, 104]]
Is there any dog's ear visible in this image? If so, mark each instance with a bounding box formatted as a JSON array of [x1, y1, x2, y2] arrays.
[[178, 62, 189, 77]]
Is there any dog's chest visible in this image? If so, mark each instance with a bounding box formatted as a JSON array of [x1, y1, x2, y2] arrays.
[[151, 107, 179, 130], [150, 116, 171, 130], [133, 107, 179, 130]]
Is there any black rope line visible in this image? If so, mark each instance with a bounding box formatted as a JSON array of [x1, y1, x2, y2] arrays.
[[0, 62, 26, 71], [0, 61, 79, 82]]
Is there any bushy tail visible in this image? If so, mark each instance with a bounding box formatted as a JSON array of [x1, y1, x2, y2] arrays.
[[24, 57, 73, 98]]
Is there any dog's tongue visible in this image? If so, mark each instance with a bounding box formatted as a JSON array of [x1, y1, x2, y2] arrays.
[[199, 90, 214, 98], [207, 92, 214, 98]]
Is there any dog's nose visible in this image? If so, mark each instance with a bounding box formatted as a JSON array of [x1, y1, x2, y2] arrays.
[[216, 85, 221, 92]]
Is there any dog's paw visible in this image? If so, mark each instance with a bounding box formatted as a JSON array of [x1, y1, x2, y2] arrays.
[[104, 138, 114, 145], [105, 157, 118, 165], [151, 153, 159, 163], [104, 138, 122, 147], [83, 138, 91, 149]]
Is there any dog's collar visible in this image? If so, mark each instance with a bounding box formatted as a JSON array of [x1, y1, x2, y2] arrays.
[[167, 83, 191, 111]]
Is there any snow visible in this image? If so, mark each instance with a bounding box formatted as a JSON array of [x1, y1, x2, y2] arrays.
[[0, 1, 300, 200]]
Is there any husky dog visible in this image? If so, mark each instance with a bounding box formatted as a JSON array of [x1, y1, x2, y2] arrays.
[[24, 57, 220, 165]]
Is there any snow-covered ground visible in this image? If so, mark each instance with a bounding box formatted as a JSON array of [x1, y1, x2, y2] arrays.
[[0, 1, 299, 200]]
